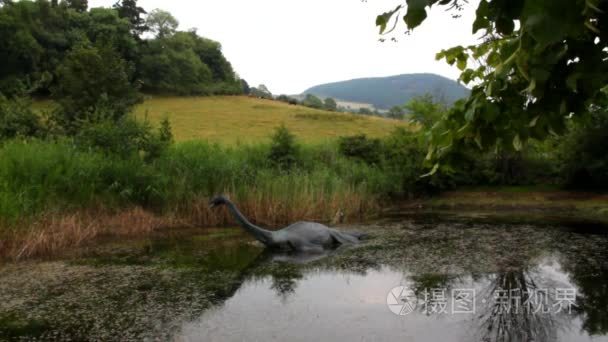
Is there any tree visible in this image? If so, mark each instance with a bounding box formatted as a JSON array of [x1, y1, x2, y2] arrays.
[[65, 0, 87, 12], [52, 44, 139, 132], [269, 124, 299, 170], [388, 106, 406, 120], [324, 97, 337, 111], [0, 95, 43, 140], [358, 108, 373, 115], [240, 79, 250, 94], [113, 0, 148, 38], [140, 33, 212, 95], [250, 84, 272, 98], [404, 95, 446, 129], [146, 8, 178, 38], [302, 94, 323, 109], [376, 0, 608, 170]]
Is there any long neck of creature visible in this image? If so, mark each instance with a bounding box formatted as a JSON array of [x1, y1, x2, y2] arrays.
[[224, 201, 274, 246]]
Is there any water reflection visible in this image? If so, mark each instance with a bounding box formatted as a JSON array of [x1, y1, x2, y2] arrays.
[[1, 216, 608, 341]]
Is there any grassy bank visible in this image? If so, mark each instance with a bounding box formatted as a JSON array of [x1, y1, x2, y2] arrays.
[[0, 139, 388, 259], [409, 187, 608, 223], [33, 96, 410, 144]]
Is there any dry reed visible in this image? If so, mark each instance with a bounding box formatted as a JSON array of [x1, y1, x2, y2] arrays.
[[0, 194, 377, 260]]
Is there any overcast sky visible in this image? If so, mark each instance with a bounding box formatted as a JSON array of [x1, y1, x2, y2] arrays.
[[90, 0, 480, 94]]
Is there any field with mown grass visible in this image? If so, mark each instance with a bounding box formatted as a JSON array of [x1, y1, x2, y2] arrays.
[[34, 96, 410, 144]]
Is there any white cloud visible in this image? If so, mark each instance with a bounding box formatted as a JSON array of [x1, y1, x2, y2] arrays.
[[90, 0, 480, 94]]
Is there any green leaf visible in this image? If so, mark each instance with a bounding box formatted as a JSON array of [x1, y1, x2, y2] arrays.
[[457, 58, 467, 71], [464, 105, 476, 121], [513, 134, 523, 151], [376, 6, 401, 34], [496, 17, 515, 35], [487, 51, 501, 67], [404, 0, 429, 29], [421, 163, 439, 178], [473, 0, 490, 33]]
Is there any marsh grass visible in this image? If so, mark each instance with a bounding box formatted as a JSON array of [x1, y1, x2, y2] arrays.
[[0, 139, 382, 259]]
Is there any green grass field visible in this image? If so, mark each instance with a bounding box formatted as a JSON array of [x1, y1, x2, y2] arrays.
[[34, 96, 409, 144], [133, 96, 408, 144]]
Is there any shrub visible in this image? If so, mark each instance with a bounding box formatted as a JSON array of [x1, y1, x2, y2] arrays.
[[75, 116, 170, 161], [0, 96, 43, 141], [268, 125, 299, 171], [338, 135, 383, 165], [556, 110, 608, 190], [52, 44, 140, 133]]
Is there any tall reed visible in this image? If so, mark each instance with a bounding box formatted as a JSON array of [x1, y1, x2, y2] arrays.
[[0, 139, 385, 259]]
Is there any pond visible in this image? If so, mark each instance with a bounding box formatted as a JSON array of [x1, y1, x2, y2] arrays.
[[1, 211, 608, 341]]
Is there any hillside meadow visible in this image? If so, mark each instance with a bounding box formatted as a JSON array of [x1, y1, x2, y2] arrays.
[[34, 96, 410, 144]]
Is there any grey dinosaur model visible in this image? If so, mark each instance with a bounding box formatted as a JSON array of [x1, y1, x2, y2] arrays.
[[209, 195, 366, 252]]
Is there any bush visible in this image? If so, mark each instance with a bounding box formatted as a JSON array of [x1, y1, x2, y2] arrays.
[[0, 96, 44, 141], [556, 110, 608, 190], [338, 135, 383, 165], [75, 116, 171, 161], [268, 125, 299, 171], [52, 44, 140, 133]]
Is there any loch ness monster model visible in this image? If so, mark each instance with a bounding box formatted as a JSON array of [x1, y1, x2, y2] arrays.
[[208, 195, 366, 252]]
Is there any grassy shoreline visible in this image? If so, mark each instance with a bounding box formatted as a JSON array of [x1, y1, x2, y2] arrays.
[[0, 139, 382, 260], [405, 188, 608, 224], [3, 187, 608, 260]]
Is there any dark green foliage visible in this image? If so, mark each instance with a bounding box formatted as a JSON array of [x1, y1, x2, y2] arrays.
[[140, 31, 242, 95], [145, 8, 178, 38], [65, 0, 87, 12], [323, 97, 337, 111], [113, 0, 147, 38], [75, 116, 168, 161], [268, 125, 299, 171], [387, 106, 405, 120], [158, 117, 173, 146], [240, 79, 250, 95], [557, 109, 608, 190], [276, 95, 298, 105], [302, 94, 324, 109], [405, 94, 446, 128], [338, 135, 382, 165], [303, 74, 469, 110], [250, 84, 272, 99], [0, 96, 43, 140], [52, 44, 140, 132], [358, 108, 373, 115], [0, 1, 240, 98], [376, 0, 608, 164]]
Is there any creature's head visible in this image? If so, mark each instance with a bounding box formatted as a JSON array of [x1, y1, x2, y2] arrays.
[[208, 195, 230, 209]]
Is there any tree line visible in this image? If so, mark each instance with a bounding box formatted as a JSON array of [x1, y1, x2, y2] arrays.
[[0, 0, 243, 99]]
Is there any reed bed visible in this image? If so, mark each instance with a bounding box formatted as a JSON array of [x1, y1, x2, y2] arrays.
[[0, 140, 385, 259]]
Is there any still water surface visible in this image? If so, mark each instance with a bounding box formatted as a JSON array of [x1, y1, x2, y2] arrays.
[[1, 212, 607, 341]]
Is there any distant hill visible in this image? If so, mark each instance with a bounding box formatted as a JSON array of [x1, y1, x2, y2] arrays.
[[302, 73, 470, 110]]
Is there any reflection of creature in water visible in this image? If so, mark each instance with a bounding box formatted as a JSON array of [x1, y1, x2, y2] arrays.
[[208, 195, 367, 252], [268, 263, 304, 299]]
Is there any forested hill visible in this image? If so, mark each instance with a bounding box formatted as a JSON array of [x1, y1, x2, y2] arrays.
[[0, 0, 243, 98], [302, 73, 469, 109]]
